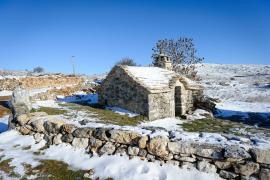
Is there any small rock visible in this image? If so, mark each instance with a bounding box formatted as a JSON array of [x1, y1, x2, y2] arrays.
[[168, 141, 196, 155], [109, 129, 140, 145], [94, 128, 110, 141], [138, 149, 148, 157], [146, 154, 155, 162], [89, 137, 103, 152], [34, 133, 44, 143], [19, 126, 31, 135], [44, 119, 65, 134], [53, 134, 62, 145], [138, 136, 148, 149], [234, 161, 259, 176], [260, 168, 270, 180], [178, 156, 196, 163], [61, 134, 74, 143], [128, 146, 139, 156], [72, 138, 89, 149], [214, 161, 231, 169], [99, 142, 116, 155], [219, 170, 238, 179], [197, 161, 217, 173], [115, 147, 127, 156]]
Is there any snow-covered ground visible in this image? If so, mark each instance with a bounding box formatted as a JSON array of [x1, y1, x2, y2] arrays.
[[196, 64, 270, 126]]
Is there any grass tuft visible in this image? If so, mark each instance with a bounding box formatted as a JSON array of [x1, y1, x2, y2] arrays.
[[31, 107, 67, 115]]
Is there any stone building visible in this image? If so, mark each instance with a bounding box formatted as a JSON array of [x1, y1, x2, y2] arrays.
[[99, 54, 203, 120]]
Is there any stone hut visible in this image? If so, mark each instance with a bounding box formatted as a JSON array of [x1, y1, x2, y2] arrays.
[[99, 54, 203, 120]]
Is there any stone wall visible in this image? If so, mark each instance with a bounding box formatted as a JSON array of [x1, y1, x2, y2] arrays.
[[0, 75, 85, 91], [9, 100, 270, 180], [148, 91, 175, 120], [99, 66, 149, 116]]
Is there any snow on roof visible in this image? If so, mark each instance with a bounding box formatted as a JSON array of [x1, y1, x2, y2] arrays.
[[124, 66, 176, 91]]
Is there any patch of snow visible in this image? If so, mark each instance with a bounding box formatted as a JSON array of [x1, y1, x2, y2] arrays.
[[0, 91, 12, 96], [44, 143, 220, 180], [125, 66, 176, 90], [32, 100, 60, 109], [106, 106, 139, 117], [57, 93, 98, 104], [140, 118, 184, 131], [0, 130, 220, 179]]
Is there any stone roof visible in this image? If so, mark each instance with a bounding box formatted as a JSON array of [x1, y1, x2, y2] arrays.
[[121, 66, 202, 93]]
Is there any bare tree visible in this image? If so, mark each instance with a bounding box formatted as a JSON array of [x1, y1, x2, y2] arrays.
[[152, 38, 204, 80], [115, 57, 137, 66], [33, 66, 45, 73]]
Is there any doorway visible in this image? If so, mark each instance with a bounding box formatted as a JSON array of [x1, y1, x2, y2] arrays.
[[175, 86, 182, 116]]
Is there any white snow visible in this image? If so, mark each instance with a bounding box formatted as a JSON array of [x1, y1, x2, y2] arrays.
[[57, 93, 98, 104], [0, 91, 12, 96], [140, 118, 184, 131], [0, 130, 220, 180], [106, 106, 139, 117], [32, 100, 60, 109], [125, 66, 176, 90]]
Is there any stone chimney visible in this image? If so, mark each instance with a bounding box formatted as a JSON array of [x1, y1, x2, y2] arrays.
[[155, 53, 172, 71]]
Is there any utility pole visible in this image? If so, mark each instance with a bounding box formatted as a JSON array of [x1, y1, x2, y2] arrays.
[[71, 56, 75, 76]]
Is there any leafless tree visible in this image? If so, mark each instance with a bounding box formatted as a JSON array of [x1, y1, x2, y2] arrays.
[[152, 38, 204, 80]]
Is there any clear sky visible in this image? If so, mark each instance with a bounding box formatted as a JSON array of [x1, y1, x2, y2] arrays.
[[0, 0, 269, 74]]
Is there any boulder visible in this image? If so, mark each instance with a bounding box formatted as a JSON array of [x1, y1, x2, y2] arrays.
[[109, 129, 141, 145], [260, 168, 270, 180], [99, 142, 116, 155], [250, 148, 270, 164], [17, 114, 31, 126], [72, 138, 89, 149], [234, 161, 260, 176], [168, 141, 196, 155], [94, 128, 110, 141], [219, 170, 238, 179], [196, 161, 217, 173], [29, 118, 45, 133], [128, 146, 139, 156], [224, 145, 251, 161], [73, 127, 93, 138], [195, 143, 223, 159], [44, 119, 65, 134], [138, 136, 148, 149], [147, 136, 169, 157]]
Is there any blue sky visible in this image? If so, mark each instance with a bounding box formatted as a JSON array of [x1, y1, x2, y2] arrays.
[[0, 0, 269, 74]]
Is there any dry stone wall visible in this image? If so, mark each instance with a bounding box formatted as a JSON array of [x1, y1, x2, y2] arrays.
[[0, 75, 85, 91], [9, 97, 270, 180]]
